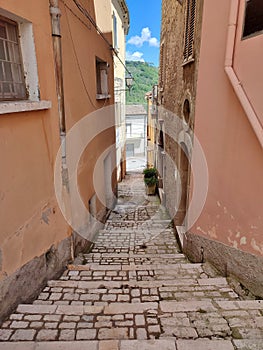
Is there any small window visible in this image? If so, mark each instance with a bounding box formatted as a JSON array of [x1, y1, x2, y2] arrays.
[[243, 0, 263, 38], [126, 123, 132, 137], [113, 12, 118, 50], [96, 58, 110, 99], [0, 17, 26, 100], [126, 143, 134, 157], [183, 0, 196, 63]]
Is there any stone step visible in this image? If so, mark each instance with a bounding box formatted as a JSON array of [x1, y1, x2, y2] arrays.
[[58, 263, 207, 283], [160, 299, 263, 312], [68, 263, 204, 271], [15, 298, 263, 319], [82, 253, 188, 266], [47, 277, 229, 289], [31, 277, 238, 305], [84, 253, 186, 259], [5, 300, 263, 342], [0, 339, 239, 349]]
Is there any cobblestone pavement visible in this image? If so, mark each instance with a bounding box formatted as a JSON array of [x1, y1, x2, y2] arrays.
[[1, 173, 263, 349]]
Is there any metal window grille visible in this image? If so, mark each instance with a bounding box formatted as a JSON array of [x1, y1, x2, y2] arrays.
[[0, 17, 26, 100], [183, 0, 196, 62]]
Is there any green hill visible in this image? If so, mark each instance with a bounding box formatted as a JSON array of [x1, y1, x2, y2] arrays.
[[126, 61, 159, 105]]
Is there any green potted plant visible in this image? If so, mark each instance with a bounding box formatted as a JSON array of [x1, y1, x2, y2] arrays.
[[143, 167, 158, 195]]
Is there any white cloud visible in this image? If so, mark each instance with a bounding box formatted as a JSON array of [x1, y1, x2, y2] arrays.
[[128, 35, 144, 47], [126, 51, 145, 62], [128, 27, 159, 48], [141, 27, 151, 42], [149, 37, 159, 47]]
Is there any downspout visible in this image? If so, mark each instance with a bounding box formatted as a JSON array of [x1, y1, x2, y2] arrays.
[[225, 0, 263, 149], [50, 0, 69, 187], [49, 1, 74, 260]]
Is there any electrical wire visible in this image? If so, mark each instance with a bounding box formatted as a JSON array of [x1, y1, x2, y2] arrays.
[[64, 2, 101, 109], [72, 0, 133, 79]]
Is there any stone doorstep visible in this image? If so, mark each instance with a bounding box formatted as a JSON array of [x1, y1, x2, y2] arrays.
[[0, 340, 236, 350]]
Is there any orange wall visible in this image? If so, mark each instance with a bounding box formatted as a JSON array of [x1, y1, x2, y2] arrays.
[[0, 0, 116, 278], [191, 0, 263, 256], [234, 0, 263, 127], [0, 0, 68, 277]]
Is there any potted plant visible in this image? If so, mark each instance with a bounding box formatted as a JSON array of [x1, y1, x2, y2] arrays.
[[143, 167, 158, 195]]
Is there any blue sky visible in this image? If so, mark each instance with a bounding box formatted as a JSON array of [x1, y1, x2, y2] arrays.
[[125, 0, 162, 67]]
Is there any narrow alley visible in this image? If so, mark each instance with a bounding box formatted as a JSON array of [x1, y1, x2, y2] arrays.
[[0, 173, 262, 349]]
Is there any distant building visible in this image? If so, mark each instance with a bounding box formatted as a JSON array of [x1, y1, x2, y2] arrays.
[[159, 0, 263, 296], [111, 0, 129, 182], [126, 105, 147, 159], [0, 0, 117, 321]]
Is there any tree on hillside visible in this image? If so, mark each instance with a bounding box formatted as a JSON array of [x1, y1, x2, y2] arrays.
[[126, 61, 159, 105]]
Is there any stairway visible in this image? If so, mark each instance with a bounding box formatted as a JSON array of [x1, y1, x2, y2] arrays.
[[0, 173, 262, 349]]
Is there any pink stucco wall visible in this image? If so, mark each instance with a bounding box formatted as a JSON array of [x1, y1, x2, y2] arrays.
[[191, 0, 263, 257]]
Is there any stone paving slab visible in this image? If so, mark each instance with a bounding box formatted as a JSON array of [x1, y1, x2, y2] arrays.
[[120, 339, 176, 350], [177, 340, 234, 350], [0, 340, 238, 350], [233, 340, 263, 350], [160, 300, 217, 312]]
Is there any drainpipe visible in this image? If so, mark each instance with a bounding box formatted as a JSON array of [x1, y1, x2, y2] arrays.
[[225, 0, 263, 149], [50, 0, 68, 180], [50, 1, 74, 260]]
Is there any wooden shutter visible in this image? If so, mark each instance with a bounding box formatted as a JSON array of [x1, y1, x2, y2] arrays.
[[183, 0, 196, 62]]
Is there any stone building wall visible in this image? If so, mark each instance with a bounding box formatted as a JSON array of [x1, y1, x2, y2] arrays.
[[158, 0, 204, 225]]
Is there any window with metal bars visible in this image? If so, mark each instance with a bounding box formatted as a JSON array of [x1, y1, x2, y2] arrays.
[[243, 0, 263, 38], [183, 0, 196, 63], [0, 17, 26, 100]]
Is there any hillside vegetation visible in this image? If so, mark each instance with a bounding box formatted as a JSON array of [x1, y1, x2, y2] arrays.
[[126, 61, 159, 105]]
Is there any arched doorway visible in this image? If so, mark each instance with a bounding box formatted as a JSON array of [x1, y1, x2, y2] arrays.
[[177, 142, 190, 225], [183, 99, 190, 125]]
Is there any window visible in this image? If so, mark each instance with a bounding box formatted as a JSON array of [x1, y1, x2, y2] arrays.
[[113, 12, 118, 50], [243, 0, 263, 38], [126, 143, 134, 157], [96, 58, 110, 99], [126, 123, 132, 137], [0, 17, 26, 100], [183, 0, 196, 62]]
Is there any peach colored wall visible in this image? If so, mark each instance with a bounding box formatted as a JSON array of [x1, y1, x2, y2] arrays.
[[0, 0, 116, 279], [0, 0, 68, 278], [191, 0, 263, 257], [234, 0, 263, 127], [60, 0, 116, 221]]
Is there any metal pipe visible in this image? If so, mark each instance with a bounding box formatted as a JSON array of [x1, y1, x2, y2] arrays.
[[225, 0, 263, 148]]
